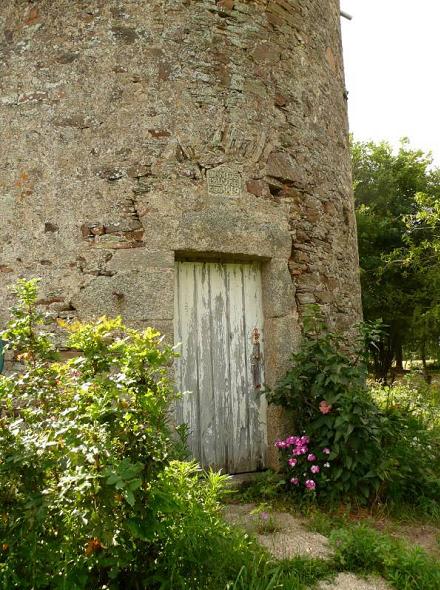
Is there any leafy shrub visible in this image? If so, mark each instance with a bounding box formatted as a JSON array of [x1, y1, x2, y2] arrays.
[[236, 470, 286, 502], [267, 308, 440, 507], [0, 279, 259, 590], [372, 379, 440, 511], [372, 375, 440, 427], [227, 556, 334, 590], [266, 309, 388, 502], [266, 309, 365, 423], [0, 280, 183, 588]]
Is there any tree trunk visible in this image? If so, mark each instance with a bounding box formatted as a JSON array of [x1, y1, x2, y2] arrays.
[[372, 337, 393, 384], [421, 345, 432, 384], [394, 342, 404, 372]]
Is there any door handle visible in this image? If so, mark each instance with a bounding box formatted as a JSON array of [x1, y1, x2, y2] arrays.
[[251, 327, 261, 390]]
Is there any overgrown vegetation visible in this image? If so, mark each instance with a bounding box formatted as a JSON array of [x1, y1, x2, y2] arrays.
[[266, 308, 440, 511], [0, 280, 252, 589], [330, 524, 440, 590], [1, 279, 439, 589]]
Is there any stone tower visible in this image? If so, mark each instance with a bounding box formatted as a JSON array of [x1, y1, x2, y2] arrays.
[[0, 0, 361, 471]]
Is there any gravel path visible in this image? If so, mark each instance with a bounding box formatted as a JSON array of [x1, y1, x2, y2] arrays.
[[224, 503, 332, 560], [223, 503, 392, 590], [318, 573, 391, 590]]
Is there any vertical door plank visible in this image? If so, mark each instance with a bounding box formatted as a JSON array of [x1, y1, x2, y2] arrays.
[[242, 263, 267, 470], [208, 263, 230, 469], [194, 263, 217, 467], [174, 262, 200, 460], [226, 263, 250, 473]]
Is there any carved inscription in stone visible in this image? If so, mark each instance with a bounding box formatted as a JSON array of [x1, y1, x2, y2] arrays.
[[207, 167, 242, 198]]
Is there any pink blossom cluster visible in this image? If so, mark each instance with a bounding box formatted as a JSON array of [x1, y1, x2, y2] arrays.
[[274, 435, 310, 453], [275, 434, 331, 492]]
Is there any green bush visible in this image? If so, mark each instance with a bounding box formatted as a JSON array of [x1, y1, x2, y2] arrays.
[[267, 308, 440, 507], [0, 279, 257, 590], [0, 280, 183, 587], [147, 461, 256, 589], [266, 309, 388, 502], [227, 556, 334, 590], [372, 379, 440, 512]]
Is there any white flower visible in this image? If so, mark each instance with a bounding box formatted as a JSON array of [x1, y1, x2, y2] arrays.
[[324, 462, 330, 468]]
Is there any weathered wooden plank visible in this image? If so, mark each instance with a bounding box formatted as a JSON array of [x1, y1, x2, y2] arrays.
[[226, 263, 249, 473], [208, 263, 230, 469], [174, 262, 200, 459], [242, 263, 267, 470], [195, 262, 217, 467]]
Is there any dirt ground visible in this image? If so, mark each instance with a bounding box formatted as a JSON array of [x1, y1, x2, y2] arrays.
[[223, 503, 393, 590], [378, 521, 440, 558]]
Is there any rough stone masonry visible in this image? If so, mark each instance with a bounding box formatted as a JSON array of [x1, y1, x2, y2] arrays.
[[0, 0, 362, 465]]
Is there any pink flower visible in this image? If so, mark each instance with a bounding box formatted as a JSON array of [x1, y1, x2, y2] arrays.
[[288, 458, 297, 467], [319, 400, 332, 414], [290, 477, 299, 485], [305, 479, 316, 490], [294, 447, 307, 456], [307, 453, 316, 462], [311, 465, 320, 474], [275, 440, 286, 448], [300, 435, 310, 444], [286, 436, 299, 446], [323, 448, 331, 455]]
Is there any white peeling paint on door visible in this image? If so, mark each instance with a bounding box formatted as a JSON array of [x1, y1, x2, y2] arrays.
[[174, 261, 267, 473]]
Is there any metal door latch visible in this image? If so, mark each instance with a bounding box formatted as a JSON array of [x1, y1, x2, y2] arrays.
[[251, 327, 261, 390]]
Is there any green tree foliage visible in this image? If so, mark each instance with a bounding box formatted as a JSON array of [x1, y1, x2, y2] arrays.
[[403, 190, 440, 369], [353, 138, 440, 378]]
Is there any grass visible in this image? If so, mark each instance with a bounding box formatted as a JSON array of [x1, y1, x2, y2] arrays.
[[330, 524, 440, 590], [226, 556, 335, 590], [221, 516, 440, 590], [223, 474, 440, 590], [219, 514, 440, 589]]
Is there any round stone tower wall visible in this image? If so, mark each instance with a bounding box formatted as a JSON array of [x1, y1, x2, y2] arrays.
[[0, 0, 362, 468]]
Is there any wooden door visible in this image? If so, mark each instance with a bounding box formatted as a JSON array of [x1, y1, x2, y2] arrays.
[[174, 261, 267, 473]]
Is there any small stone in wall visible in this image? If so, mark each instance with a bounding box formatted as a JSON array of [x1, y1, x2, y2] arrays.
[[110, 26, 138, 44], [96, 167, 124, 181], [274, 93, 287, 108], [266, 151, 306, 186], [44, 222, 59, 233], [56, 52, 79, 64], [54, 115, 96, 129], [246, 180, 268, 198], [90, 225, 105, 236], [127, 164, 151, 178], [217, 0, 234, 13], [148, 129, 171, 139]]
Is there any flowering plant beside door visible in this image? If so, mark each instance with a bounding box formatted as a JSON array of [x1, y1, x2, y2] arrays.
[[275, 434, 332, 495]]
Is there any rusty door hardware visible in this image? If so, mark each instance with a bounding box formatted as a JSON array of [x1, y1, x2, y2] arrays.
[[251, 327, 262, 390]]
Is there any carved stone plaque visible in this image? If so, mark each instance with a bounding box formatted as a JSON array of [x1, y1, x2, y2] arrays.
[[207, 167, 242, 198]]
